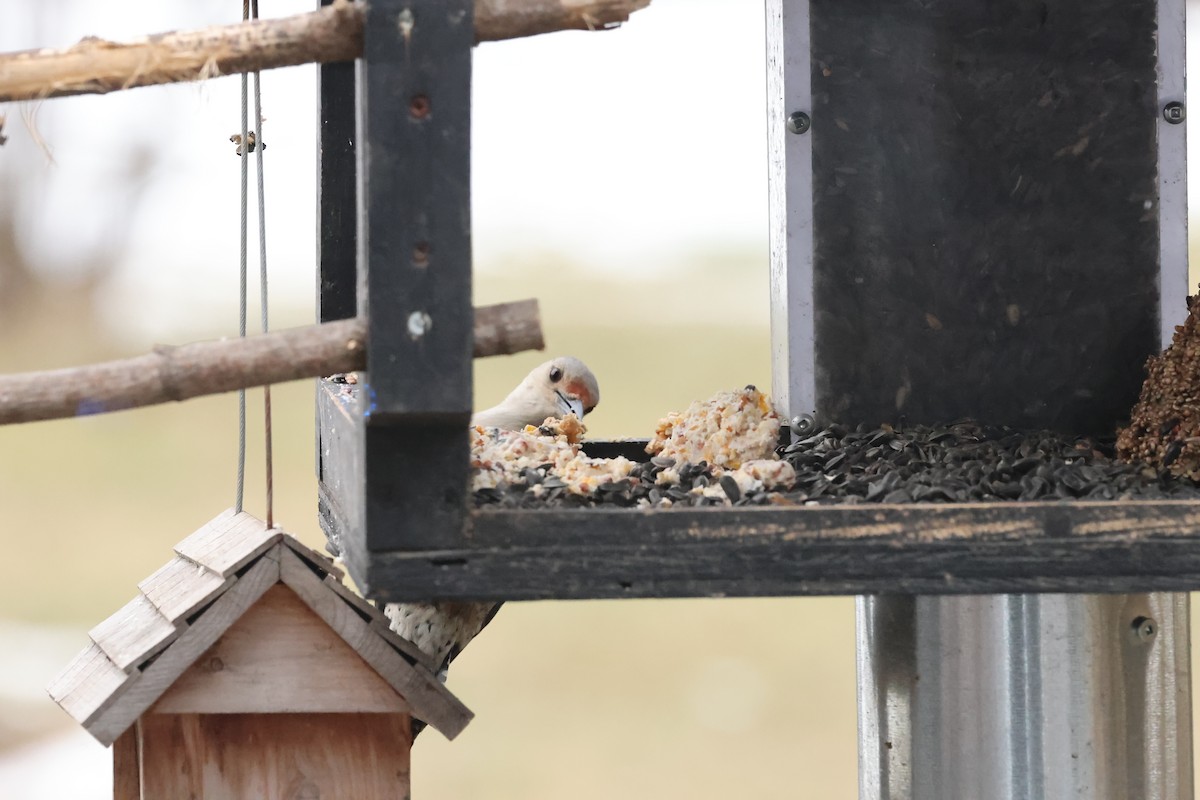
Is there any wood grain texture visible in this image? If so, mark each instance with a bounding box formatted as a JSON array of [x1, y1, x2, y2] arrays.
[[347, 501, 1200, 601], [281, 536, 344, 580], [174, 510, 280, 578], [0, 319, 367, 425], [152, 585, 410, 715], [112, 727, 140, 800], [0, 301, 541, 425], [139, 713, 411, 800], [87, 553, 281, 745], [314, 568, 442, 673], [89, 593, 179, 672], [0, 0, 649, 100], [278, 548, 473, 739], [471, 298, 544, 357], [369, 616, 440, 673], [476, 0, 651, 39], [46, 643, 136, 728], [138, 556, 232, 625]]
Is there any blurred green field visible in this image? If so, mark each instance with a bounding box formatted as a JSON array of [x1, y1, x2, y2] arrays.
[[0, 256, 862, 798], [11, 251, 1200, 798]]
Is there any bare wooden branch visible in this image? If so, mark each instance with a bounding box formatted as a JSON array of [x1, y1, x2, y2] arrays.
[[475, 0, 652, 41], [0, 0, 652, 103], [0, 299, 543, 425]]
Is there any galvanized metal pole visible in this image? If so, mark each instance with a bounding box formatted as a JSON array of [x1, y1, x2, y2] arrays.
[[767, 0, 1193, 793], [856, 595, 1192, 799]]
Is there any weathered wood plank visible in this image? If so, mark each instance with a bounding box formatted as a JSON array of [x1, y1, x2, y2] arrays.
[[174, 510, 281, 578], [315, 568, 439, 671], [281, 535, 344, 580], [278, 548, 472, 739], [113, 727, 140, 800], [89, 593, 180, 672], [47, 643, 136, 727], [338, 502, 1200, 600], [368, 616, 440, 673], [151, 585, 409, 714], [468, 502, 1200, 548], [87, 552, 281, 745], [139, 713, 411, 800], [138, 556, 232, 624]]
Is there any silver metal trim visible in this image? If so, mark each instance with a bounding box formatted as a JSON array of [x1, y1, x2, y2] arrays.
[[766, 0, 815, 422], [1158, 0, 1188, 344]]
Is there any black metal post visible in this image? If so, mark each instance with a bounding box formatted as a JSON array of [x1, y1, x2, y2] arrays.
[[353, 0, 474, 587], [316, 0, 357, 325]]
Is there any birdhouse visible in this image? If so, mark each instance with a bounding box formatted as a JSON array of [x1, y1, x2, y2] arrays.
[[47, 510, 471, 799]]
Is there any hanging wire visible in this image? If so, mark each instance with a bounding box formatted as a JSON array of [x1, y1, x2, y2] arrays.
[[235, 0, 250, 514], [251, 0, 274, 528]]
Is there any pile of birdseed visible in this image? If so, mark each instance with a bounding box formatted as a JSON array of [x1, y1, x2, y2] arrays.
[[1118, 292, 1200, 480], [473, 417, 1200, 509], [778, 420, 1200, 504]]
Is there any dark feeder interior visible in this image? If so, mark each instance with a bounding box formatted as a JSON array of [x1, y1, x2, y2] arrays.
[[317, 0, 1196, 602], [464, 0, 1187, 509]]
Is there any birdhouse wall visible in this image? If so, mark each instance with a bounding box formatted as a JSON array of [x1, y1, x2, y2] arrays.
[[150, 584, 410, 714], [115, 712, 412, 800]]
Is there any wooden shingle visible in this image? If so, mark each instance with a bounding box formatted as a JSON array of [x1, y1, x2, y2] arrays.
[[87, 551, 282, 746], [47, 643, 136, 728], [89, 594, 179, 672], [50, 511, 472, 747], [174, 509, 281, 577], [138, 556, 231, 624]]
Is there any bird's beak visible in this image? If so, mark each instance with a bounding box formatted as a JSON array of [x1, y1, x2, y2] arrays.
[[555, 390, 585, 419]]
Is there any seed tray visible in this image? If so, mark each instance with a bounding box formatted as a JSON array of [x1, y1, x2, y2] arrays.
[[472, 420, 1200, 510], [351, 421, 1200, 602]]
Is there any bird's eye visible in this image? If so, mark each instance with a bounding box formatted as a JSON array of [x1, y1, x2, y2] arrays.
[[549, 366, 563, 383]]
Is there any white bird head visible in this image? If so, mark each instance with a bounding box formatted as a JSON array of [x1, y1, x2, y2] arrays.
[[472, 356, 600, 430]]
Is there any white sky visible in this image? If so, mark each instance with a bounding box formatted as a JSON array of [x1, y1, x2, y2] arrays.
[[3, 0, 1200, 338], [1, 0, 768, 338]]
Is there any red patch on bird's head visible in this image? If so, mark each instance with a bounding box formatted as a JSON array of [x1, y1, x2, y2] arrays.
[[567, 380, 596, 414]]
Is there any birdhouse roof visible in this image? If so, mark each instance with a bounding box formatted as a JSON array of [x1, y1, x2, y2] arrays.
[[48, 510, 472, 746]]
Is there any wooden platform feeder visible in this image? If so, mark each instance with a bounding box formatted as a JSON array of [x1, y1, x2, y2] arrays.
[[5, 0, 1193, 792], [47, 511, 471, 799]]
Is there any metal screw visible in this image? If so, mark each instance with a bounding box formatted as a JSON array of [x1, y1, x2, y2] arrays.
[[1132, 616, 1157, 643], [398, 8, 415, 37], [786, 111, 811, 135], [409, 94, 431, 119], [413, 241, 431, 268], [407, 311, 432, 339], [791, 413, 817, 435], [1164, 102, 1186, 124]]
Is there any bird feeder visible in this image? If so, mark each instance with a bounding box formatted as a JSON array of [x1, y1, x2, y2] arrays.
[[47, 511, 471, 798], [313, 0, 1194, 794]]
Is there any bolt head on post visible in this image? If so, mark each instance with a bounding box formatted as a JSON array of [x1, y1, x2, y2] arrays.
[[1164, 101, 1186, 124], [791, 413, 817, 435], [786, 111, 811, 135], [406, 311, 432, 339], [1132, 615, 1158, 643]]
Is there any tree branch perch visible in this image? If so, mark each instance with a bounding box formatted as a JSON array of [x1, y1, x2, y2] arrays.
[[0, 0, 651, 103], [0, 299, 543, 425]]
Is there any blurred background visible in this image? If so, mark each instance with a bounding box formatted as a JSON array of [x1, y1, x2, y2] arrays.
[[0, 0, 1194, 797]]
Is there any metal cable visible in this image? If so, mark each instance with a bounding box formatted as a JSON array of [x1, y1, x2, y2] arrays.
[[235, 0, 250, 514], [251, 0, 273, 528]]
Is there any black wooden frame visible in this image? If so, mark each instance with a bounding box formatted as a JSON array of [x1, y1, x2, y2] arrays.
[[317, 0, 1197, 603], [318, 0, 474, 587]]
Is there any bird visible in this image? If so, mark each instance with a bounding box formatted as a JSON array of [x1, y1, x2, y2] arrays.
[[385, 356, 600, 681], [470, 356, 600, 431]]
